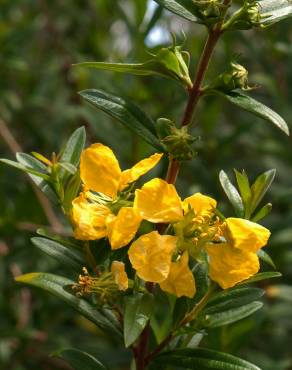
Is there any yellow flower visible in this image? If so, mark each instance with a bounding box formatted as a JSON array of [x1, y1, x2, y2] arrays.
[[128, 231, 177, 283], [206, 243, 260, 289], [224, 217, 271, 253], [134, 178, 216, 223], [159, 252, 196, 298], [80, 143, 163, 198], [111, 261, 128, 291], [72, 143, 162, 249]]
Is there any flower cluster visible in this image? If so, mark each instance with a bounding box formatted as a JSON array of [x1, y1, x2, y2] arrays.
[[72, 143, 271, 298]]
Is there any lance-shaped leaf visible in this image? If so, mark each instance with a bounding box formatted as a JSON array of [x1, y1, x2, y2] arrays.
[[31, 237, 85, 271], [15, 273, 121, 337], [60, 126, 86, 167], [154, 348, 262, 369], [237, 271, 282, 285], [124, 293, 154, 347], [259, 0, 292, 26], [219, 170, 244, 217], [250, 169, 276, 214], [54, 348, 107, 370], [152, 0, 199, 22], [79, 89, 164, 151], [212, 90, 289, 135], [257, 249, 276, 269]]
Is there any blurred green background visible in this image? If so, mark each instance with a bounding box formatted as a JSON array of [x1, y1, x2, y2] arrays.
[[1, 1, 292, 369]]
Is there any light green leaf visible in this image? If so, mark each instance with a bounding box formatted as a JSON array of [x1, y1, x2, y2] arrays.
[[153, 0, 199, 22], [54, 348, 107, 370], [200, 301, 263, 328], [0, 158, 50, 180], [31, 237, 85, 271], [237, 271, 282, 286], [15, 273, 121, 337], [219, 170, 244, 217], [259, 0, 292, 26], [257, 249, 276, 269], [79, 89, 164, 151], [58, 162, 77, 175], [124, 293, 154, 347], [154, 348, 262, 369], [251, 203, 272, 222], [250, 169, 276, 214], [60, 126, 86, 167], [212, 90, 289, 135], [234, 169, 251, 211]]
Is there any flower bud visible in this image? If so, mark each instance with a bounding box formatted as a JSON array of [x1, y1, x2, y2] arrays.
[[223, 1, 261, 31], [191, 0, 229, 25]]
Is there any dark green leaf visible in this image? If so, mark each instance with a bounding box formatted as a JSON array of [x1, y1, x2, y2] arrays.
[[213, 90, 289, 135], [237, 271, 282, 285], [259, 0, 292, 26], [60, 126, 86, 167], [154, 348, 261, 369], [79, 89, 164, 151], [124, 293, 154, 347], [250, 170, 276, 214], [219, 170, 244, 217], [251, 203, 272, 222], [54, 348, 107, 370], [200, 301, 263, 328], [15, 273, 121, 337], [31, 237, 85, 271], [153, 0, 199, 22], [257, 249, 276, 269]]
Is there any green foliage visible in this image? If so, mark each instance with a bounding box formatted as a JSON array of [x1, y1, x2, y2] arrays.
[[54, 348, 107, 370]]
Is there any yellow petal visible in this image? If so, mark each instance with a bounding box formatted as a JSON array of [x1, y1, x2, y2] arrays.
[[134, 178, 183, 223], [80, 143, 121, 198], [72, 194, 110, 240], [107, 207, 142, 250], [206, 242, 260, 289], [119, 153, 163, 191], [225, 218, 271, 253], [159, 252, 196, 298], [128, 231, 177, 283], [183, 193, 217, 215], [111, 261, 128, 291]]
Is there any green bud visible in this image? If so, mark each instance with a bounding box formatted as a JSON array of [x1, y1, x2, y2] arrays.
[[191, 0, 229, 25], [223, 1, 261, 31], [156, 119, 197, 161]]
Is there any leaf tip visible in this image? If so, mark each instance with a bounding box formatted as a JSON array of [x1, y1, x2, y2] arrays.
[[15, 272, 40, 283]]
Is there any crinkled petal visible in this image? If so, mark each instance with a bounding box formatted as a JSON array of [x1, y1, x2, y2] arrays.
[[159, 252, 196, 298], [119, 153, 163, 191], [128, 231, 177, 283], [80, 143, 121, 198], [111, 261, 128, 291], [183, 193, 217, 215], [107, 207, 142, 250], [134, 178, 183, 223], [225, 218, 271, 253], [206, 242, 260, 289], [72, 194, 110, 240]]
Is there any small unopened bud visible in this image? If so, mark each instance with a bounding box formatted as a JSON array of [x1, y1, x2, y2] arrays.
[[191, 0, 228, 25], [223, 1, 260, 31]]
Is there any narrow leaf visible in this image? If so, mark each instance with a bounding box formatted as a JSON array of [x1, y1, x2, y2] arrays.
[[60, 126, 86, 167], [54, 348, 107, 370], [124, 293, 154, 347], [251, 203, 272, 222], [0, 158, 50, 180], [213, 90, 289, 135], [15, 273, 121, 337], [153, 0, 199, 22], [257, 249, 276, 269], [79, 89, 164, 151], [234, 169, 251, 207], [259, 0, 292, 26], [154, 348, 261, 369], [250, 170, 276, 214], [31, 237, 85, 271], [237, 271, 282, 285], [201, 301, 263, 328], [219, 170, 244, 217]]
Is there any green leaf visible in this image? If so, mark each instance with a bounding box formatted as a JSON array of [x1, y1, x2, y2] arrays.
[[259, 0, 292, 26], [79, 89, 164, 151], [54, 348, 107, 370], [212, 90, 289, 135], [154, 348, 262, 369], [219, 170, 244, 217], [15, 273, 121, 337], [251, 203, 272, 222], [153, 0, 199, 22], [237, 271, 282, 285], [257, 249, 276, 269], [124, 293, 154, 347], [200, 301, 263, 328], [250, 169, 276, 214], [58, 162, 77, 175], [63, 171, 81, 213], [31, 237, 85, 271], [16, 153, 58, 203], [60, 126, 86, 167], [234, 169, 251, 209], [0, 158, 50, 180], [205, 287, 264, 313]]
